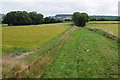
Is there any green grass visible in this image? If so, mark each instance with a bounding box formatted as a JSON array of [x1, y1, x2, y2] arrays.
[[2, 22, 118, 78], [87, 21, 118, 36], [88, 21, 118, 24], [2, 24, 73, 78], [42, 27, 118, 78], [2, 23, 71, 56]]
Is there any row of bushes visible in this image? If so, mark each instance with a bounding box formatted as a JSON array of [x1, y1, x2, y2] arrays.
[[2, 11, 62, 26], [90, 17, 120, 21]]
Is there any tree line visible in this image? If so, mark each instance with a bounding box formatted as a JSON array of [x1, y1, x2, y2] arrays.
[[2, 11, 89, 27], [90, 17, 120, 21], [2, 11, 62, 26]]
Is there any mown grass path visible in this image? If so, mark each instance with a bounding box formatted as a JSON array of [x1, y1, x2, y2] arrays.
[[43, 27, 118, 78]]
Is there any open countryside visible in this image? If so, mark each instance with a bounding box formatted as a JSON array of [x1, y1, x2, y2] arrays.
[[1, 1, 119, 79], [2, 21, 119, 78], [2, 23, 70, 56]]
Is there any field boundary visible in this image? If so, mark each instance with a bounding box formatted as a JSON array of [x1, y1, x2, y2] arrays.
[[14, 26, 77, 78], [85, 26, 119, 42], [89, 23, 119, 24]]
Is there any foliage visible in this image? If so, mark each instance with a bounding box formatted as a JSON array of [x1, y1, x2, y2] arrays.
[[2, 11, 32, 26], [2, 11, 43, 25], [44, 17, 62, 23], [90, 17, 120, 21], [29, 11, 43, 24], [72, 12, 89, 27], [64, 19, 72, 21], [2, 11, 64, 26]]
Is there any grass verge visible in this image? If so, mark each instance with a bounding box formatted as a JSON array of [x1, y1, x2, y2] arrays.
[[42, 27, 118, 78]]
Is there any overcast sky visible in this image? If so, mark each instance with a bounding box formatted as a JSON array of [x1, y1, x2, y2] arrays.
[[0, 0, 119, 16]]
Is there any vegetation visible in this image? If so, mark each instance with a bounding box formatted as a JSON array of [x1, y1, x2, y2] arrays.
[[2, 22, 119, 78], [2, 23, 73, 78], [72, 12, 89, 27], [2, 11, 33, 26], [2, 11, 62, 26], [29, 11, 43, 24], [90, 17, 120, 21], [2, 23, 70, 56], [44, 17, 62, 24], [87, 21, 118, 36], [43, 27, 118, 78]]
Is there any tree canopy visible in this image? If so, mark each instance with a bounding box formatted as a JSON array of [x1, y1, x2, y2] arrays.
[[2, 11, 43, 26], [29, 11, 43, 24], [2, 11, 32, 26], [44, 17, 62, 24], [2, 11, 63, 26], [72, 12, 89, 27]]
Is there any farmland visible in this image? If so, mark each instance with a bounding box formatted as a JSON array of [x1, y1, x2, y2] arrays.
[[2, 21, 119, 78], [87, 21, 118, 36], [2, 23, 71, 56], [42, 26, 118, 78]]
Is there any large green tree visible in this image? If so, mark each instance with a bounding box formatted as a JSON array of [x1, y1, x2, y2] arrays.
[[72, 12, 89, 27], [2, 11, 44, 25], [29, 11, 43, 24], [2, 11, 32, 26]]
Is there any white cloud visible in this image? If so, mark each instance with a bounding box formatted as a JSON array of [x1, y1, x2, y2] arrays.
[[0, 0, 119, 16]]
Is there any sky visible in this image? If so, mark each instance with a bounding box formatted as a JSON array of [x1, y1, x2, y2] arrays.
[[0, 0, 119, 17]]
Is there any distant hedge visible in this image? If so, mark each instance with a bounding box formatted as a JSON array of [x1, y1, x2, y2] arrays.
[[90, 17, 120, 21]]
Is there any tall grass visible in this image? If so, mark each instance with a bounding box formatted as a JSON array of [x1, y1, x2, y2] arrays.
[[87, 21, 118, 36], [2, 23, 73, 78], [2, 23, 71, 56]]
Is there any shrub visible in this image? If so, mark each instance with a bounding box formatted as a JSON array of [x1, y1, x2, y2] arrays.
[[72, 12, 89, 27]]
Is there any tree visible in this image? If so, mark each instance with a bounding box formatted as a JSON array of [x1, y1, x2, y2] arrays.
[[72, 12, 89, 27], [2, 11, 32, 26], [29, 11, 43, 24], [44, 17, 62, 23], [97, 18, 109, 21], [90, 18, 97, 21]]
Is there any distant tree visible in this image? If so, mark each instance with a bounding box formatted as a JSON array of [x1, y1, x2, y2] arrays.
[[97, 18, 109, 21], [2, 11, 32, 26], [72, 12, 89, 27], [64, 19, 72, 21], [115, 17, 120, 21], [29, 11, 43, 24], [90, 18, 97, 21], [82, 13, 89, 22], [44, 17, 62, 23], [72, 12, 80, 26]]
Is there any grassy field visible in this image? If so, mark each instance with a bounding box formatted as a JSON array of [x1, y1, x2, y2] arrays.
[[2, 23, 71, 56], [2, 22, 119, 78], [2, 24, 74, 78], [87, 21, 118, 36], [88, 21, 118, 24], [42, 27, 118, 78]]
